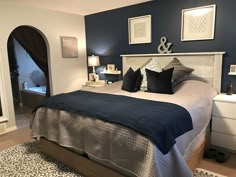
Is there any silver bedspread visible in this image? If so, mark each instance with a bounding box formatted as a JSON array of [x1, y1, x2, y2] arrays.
[[31, 80, 217, 177]]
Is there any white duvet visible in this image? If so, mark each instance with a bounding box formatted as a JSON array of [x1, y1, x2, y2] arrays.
[[31, 80, 217, 177]]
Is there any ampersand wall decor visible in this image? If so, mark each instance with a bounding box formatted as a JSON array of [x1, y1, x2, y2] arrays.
[[157, 36, 173, 54]]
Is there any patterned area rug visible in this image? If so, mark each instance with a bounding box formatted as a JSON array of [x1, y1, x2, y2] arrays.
[[0, 141, 227, 177], [0, 141, 83, 177], [194, 168, 227, 177]]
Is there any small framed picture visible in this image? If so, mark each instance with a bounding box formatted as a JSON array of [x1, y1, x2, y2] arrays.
[[107, 64, 115, 72], [89, 73, 99, 82], [230, 65, 236, 73]]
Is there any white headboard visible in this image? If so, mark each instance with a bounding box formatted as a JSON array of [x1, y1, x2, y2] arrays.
[[121, 52, 225, 93]]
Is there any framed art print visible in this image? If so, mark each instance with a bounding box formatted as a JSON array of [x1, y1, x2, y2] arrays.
[[61, 36, 79, 58], [128, 15, 152, 44], [89, 73, 99, 82], [229, 65, 236, 75], [107, 64, 115, 72], [181, 5, 216, 41]]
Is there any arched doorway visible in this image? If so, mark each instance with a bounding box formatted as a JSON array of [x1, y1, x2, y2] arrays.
[[7, 25, 50, 129]]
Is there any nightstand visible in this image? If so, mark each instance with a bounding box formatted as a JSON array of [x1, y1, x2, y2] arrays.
[[211, 93, 236, 152], [83, 80, 106, 88]]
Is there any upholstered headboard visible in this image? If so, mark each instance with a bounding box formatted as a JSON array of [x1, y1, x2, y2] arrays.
[[121, 52, 225, 93]]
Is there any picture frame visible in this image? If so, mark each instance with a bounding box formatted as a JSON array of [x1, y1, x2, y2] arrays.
[[89, 73, 99, 82], [229, 65, 236, 75], [61, 36, 79, 58], [107, 64, 115, 72], [181, 4, 216, 41], [128, 15, 152, 44]]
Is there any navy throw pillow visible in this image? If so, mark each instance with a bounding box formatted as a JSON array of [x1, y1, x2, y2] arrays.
[[146, 68, 174, 94], [122, 67, 142, 92]]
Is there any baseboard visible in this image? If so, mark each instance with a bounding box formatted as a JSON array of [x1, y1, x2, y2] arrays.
[[0, 125, 17, 135], [6, 125, 17, 132]]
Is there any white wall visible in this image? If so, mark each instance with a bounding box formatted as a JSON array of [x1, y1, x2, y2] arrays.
[[0, 4, 88, 134]]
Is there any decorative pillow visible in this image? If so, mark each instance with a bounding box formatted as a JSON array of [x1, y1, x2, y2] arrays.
[[122, 67, 142, 92], [140, 58, 162, 91], [164, 58, 194, 85], [146, 68, 174, 94]]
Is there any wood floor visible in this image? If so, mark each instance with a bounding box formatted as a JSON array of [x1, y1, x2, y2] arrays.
[[14, 104, 33, 130], [0, 128, 235, 177], [0, 128, 31, 151], [198, 153, 236, 177]]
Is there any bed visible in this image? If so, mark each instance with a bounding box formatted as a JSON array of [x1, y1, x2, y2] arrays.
[[30, 52, 225, 177]]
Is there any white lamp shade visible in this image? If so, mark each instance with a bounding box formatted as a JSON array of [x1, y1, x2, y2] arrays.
[[88, 55, 100, 67]]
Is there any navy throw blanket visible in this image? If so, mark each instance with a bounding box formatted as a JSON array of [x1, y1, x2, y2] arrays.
[[34, 90, 193, 154]]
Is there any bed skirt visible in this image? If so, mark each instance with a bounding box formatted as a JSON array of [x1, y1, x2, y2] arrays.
[[39, 138, 206, 177]]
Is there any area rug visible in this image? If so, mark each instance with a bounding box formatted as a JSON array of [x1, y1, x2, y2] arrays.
[[0, 141, 83, 177], [0, 141, 227, 177], [194, 168, 227, 177]]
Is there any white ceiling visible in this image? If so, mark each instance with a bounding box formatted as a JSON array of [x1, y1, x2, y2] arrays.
[[0, 0, 152, 16]]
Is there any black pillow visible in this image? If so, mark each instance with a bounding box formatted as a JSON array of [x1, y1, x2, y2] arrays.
[[146, 68, 174, 94], [122, 67, 142, 92]]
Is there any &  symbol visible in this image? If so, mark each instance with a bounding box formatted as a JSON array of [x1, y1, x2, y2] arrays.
[[157, 37, 173, 54]]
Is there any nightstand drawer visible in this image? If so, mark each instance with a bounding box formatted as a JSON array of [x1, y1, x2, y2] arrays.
[[212, 116, 236, 135], [212, 101, 236, 119], [211, 132, 236, 151]]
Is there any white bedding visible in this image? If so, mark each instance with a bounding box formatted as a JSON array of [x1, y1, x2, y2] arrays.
[[30, 80, 217, 177]]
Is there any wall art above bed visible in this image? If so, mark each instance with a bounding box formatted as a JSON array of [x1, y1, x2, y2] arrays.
[[181, 4, 216, 41], [128, 15, 151, 44]]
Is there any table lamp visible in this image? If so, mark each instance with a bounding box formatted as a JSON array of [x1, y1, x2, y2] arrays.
[[88, 55, 100, 73]]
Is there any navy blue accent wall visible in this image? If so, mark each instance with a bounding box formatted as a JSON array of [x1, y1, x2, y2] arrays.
[[85, 0, 236, 92]]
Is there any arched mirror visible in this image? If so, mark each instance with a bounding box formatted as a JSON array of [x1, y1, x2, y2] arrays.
[[7, 25, 50, 129], [0, 75, 3, 117], [0, 56, 6, 120]]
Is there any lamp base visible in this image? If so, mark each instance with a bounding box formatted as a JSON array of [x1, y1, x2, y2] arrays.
[[226, 81, 233, 95], [92, 66, 95, 73]]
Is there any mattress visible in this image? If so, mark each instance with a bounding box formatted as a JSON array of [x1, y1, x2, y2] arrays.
[[30, 80, 217, 177]]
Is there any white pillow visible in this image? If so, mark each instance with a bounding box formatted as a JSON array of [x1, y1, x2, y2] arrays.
[[140, 58, 162, 91]]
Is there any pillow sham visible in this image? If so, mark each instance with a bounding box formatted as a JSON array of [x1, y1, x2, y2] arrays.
[[140, 58, 162, 91], [146, 68, 174, 94], [122, 67, 142, 92], [164, 57, 194, 86]]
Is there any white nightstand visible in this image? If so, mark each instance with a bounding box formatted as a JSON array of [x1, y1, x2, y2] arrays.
[[211, 93, 236, 152], [83, 80, 106, 88]]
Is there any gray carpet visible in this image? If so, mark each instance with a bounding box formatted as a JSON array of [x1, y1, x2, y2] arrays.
[[0, 141, 227, 177]]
